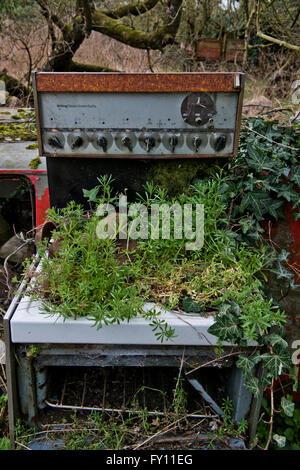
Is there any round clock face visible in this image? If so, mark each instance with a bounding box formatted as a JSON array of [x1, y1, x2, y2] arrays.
[[181, 92, 216, 126]]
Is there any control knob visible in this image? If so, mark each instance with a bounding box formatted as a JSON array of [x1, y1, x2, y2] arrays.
[[48, 135, 63, 149], [193, 136, 202, 152], [169, 135, 178, 153], [144, 136, 156, 152], [121, 136, 133, 151], [98, 136, 108, 152], [213, 134, 227, 151], [71, 136, 84, 149]]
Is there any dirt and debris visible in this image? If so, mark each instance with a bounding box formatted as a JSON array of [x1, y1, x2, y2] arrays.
[[31, 366, 240, 450]]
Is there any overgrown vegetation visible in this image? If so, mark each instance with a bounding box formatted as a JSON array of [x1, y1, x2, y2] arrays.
[[4, 376, 249, 451], [256, 373, 300, 450], [1, 96, 299, 448], [22, 118, 299, 412]]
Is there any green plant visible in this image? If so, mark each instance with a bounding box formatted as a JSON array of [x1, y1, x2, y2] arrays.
[[0, 393, 8, 426], [64, 411, 152, 450], [172, 376, 187, 416], [256, 394, 300, 450], [25, 170, 285, 345], [26, 345, 42, 358], [207, 397, 248, 449], [207, 119, 299, 398], [0, 437, 10, 450]]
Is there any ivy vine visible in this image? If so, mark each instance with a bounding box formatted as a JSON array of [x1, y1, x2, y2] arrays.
[[207, 117, 300, 397]]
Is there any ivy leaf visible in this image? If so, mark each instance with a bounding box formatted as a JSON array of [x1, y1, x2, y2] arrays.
[[294, 212, 300, 222], [284, 428, 294, 442], [276, 183, 296, 202], [218, 303, 233, 315], [281, 396, 295, 417], [236, 353, 261, 379], [290, 166, 300, 186], [274, 262, 293, 281], [182, 297, 205, 313], [290, 279, 300, 290], [280, 167, 291, 178], [230, 301, 241, 316], [82, 186, 100, 203], [244, 376, 260, 397], [208, 313, 243, 343], [246, 145, 276, 172], [264, 333, 288, 350], [240, 191, 283, 220], [273, 434, 286, 448], [276, 250, 290, 263], [261, 351, 291, 378]]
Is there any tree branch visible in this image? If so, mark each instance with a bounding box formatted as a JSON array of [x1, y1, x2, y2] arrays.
[[69, 60, 117, 72], [100, 0, 160, 19], [256, 0, 300, 52], [91, 0, 183, 50], [36, 0, 65, 31], [82, 0, 93, 36]]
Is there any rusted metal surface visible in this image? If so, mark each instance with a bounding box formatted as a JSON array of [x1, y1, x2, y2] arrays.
[[34, 72, 243, 93], [194, 38, 244, 63], [233, 73, 245, 155], [32, 73, 44, 154], [225, 39, 245, 62], [35, 220, 56, 245], [195, 39, 222, 61]]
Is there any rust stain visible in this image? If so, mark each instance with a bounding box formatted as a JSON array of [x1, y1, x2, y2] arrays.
[[35, 72, 243, 93]]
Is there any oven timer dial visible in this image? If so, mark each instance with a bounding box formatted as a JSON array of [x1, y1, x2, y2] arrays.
[[181, 93, 216, 127]]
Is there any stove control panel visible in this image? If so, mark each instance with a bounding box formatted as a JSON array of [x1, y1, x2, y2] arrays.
[[33, 72, 244, 159]]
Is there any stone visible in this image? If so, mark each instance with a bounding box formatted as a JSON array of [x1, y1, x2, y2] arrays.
[[0, 234, 34, 264], [243, 95, 273, 118]]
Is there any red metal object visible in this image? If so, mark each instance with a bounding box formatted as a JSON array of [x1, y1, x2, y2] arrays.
[[194, 38, 244, 63], [0, 169, 50, 228], [225, 39, 244, 62], [195, 38, 222, 61]]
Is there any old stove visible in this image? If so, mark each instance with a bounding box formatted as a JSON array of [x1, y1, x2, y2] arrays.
[[4, 72, 262, 447]]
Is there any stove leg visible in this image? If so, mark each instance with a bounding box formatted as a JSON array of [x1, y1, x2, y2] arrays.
[[227, 365, 253, 423], [227, 363, 264, 444], [3, 315, 19, 449], [248, 364, 264, 446], [34, 364, 47, 411], [16, 349, 38, 428]]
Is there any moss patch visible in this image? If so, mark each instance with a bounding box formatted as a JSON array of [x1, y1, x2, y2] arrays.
[[0, 109, 36, 142], [28, 157, 41, 169], [149, 158, 226, 196], [26, 143, 38, 150]]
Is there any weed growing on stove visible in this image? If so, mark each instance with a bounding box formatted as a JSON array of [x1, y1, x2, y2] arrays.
[[206, 397, 248, 449], [172, 376, 187, 417], [25, 174, 275, 347], [22, 119, 300, 407], [62, 410, 162, 450]]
